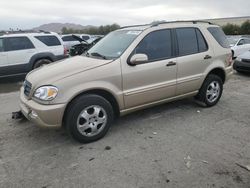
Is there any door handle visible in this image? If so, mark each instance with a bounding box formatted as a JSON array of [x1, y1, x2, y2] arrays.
[[204, 55, 212, 59], [166, 61, 177, 66]]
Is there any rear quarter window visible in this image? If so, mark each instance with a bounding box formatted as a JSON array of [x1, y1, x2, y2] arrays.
[[35, 35, 61, 46], [207, 27, 230, 48], [0, 38, 4, 52]]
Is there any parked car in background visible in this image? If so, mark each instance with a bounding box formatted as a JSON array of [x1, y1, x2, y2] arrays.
[[233, 51, 250, 73], [61, 34, 81, 51], [80, 34, 97, 44], [20, 21, 233, 143], [227, 36, 250, 58], [62, 34, 101, 51], [0, 31, 67, 80], [69, 35, 103, 56]]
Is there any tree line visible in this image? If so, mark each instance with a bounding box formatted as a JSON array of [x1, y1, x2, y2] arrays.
[[222, 20, 250, 35], [61, 21, 250, 36], [61, 24, 120, 35]]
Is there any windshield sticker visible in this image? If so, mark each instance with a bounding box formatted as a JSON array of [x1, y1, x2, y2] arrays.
[[127, 31, 142, 35]]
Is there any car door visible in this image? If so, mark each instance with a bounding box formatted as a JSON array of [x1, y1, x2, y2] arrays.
[[121, 29, 177, 108], [175, 27, 213, 95], [5, 36, 36, 76], [243, 38, 250, 53], [236, 39, 249, 56], [0, 38, 9, 77]]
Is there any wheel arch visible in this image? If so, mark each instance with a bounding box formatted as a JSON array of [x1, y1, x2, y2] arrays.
[[29, 52, 56, 70], [207, 67, 226, 84], [62, 89, 120, 127]]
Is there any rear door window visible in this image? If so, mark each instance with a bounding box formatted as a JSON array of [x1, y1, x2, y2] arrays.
[[5, 37, 34, 51], [176, 28, 199, 56], [207, 27, 230, 48], [35, 35, 61, 46], [176, 28, 208, 56], [132, 29, 172, 62]]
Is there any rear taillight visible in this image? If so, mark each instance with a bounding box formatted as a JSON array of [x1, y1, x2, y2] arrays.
[[226, 52, 233, 67], [64, 46, 68, 55]]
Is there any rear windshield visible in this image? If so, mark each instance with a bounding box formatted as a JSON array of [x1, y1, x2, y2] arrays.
[[207, 27, 230, 48]]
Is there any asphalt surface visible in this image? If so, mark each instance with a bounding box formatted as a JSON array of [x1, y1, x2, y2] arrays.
[[0, 73, 250, 188]]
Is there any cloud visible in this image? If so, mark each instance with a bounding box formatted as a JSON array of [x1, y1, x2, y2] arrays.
[[0, 0, 249, 30]]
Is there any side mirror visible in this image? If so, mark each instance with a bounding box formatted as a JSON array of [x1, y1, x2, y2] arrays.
[[129, 54, 148, 65]]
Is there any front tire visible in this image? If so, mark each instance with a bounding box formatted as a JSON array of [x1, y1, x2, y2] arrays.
[[65, 94, 114, 143], [196, 74, 223, 107]]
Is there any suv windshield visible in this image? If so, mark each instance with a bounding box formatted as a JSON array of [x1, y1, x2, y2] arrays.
[[87, 30, 142, 59]]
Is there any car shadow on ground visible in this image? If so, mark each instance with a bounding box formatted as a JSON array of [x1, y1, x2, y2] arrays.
[[10, 97, 200, 147], [0, 81, 23, 94], [234, 71, 250, 77]]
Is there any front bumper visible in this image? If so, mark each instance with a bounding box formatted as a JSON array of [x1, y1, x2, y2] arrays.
[[233, 60, 250, 72], [19, 87, 66, 128]]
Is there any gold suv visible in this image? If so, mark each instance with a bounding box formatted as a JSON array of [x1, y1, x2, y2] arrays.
[[20, 21, 233, 143]]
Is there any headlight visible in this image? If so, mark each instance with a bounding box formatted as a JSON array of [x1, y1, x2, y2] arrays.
[[34, 86, 58, 101]]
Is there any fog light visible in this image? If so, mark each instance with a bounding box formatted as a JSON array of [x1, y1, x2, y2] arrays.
[[30, 110, 38, 118]]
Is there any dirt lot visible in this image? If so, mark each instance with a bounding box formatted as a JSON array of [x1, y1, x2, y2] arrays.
[[0, 73, 249, 188]]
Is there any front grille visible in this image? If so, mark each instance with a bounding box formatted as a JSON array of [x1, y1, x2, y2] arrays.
[[242, 59, 250, 63], [23, 80, 32, 97]]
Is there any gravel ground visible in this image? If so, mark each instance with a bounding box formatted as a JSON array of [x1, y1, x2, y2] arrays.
[[0, 73, 249, 188]]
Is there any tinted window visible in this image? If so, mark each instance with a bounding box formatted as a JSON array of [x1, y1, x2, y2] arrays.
[[208, 27, 230, 48], [82, 36, 90, 40], [243, 38, 250, 44], [35, 35, 61, 46], [176, 28, 198, 56], [196, 29, 208, 52], [6, 37, 34, 51], [238, 39, 244, 45], [0, 39, 4, 52], [62, 36, 78, 42], [133, 29, 172, 61]]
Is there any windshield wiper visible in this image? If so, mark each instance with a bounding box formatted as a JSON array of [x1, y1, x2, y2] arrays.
[[90, 52, 107, 59]]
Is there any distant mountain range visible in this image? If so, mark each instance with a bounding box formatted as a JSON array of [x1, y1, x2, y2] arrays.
[[33, 23, 94, 33]]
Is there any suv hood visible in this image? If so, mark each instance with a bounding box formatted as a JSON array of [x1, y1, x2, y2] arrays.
[[26, 56, 113, 87]]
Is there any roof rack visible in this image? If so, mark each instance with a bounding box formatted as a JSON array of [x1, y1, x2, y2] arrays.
[[0, 30, 51, 35], [151, 20, 213, 27], [120, 24, 151, 29], [120, 20, 214, 30]]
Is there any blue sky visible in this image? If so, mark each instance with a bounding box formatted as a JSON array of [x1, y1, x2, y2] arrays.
[[0, 0, 249, 30]]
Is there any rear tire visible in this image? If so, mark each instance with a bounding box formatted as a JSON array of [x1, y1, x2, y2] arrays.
[[195, 74, 223, 107], [65, 94, 114, 143], [33, 59, 52, 69]]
